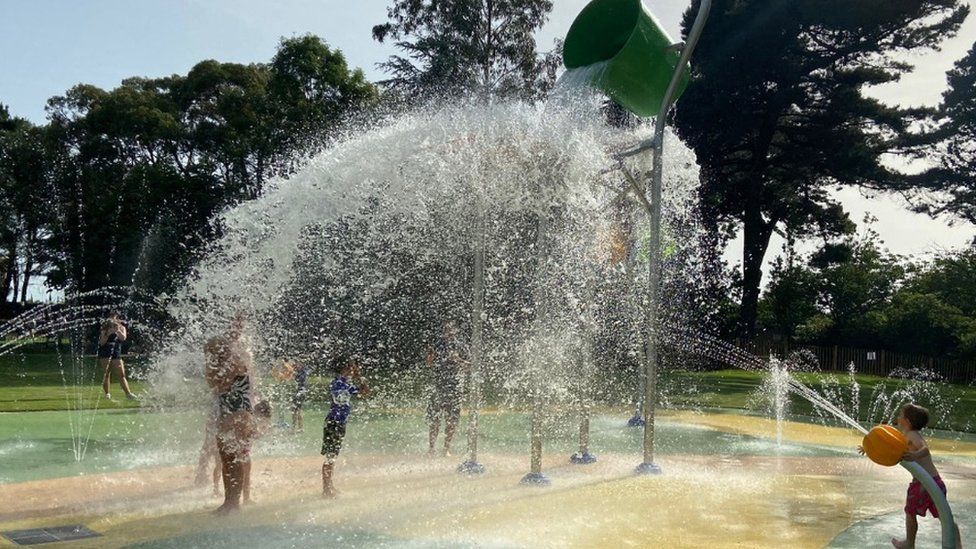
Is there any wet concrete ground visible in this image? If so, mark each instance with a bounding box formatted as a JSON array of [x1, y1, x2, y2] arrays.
[[0, 412, 972, 548]]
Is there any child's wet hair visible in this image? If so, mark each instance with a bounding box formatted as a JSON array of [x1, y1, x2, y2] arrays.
[[901, 403, 929, 430], [331, 352, 359, 374], [254, 400, 272, 419]]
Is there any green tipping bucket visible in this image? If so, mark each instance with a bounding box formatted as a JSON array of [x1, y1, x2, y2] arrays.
[[563, 0, 689, 117]]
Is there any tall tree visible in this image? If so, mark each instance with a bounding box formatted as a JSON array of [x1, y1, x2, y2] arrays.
[[268, 35, 378, 164], [674, 0, 968, 338], [372, 0, 557, 101], [0, 107, 53, 308], [903, 248, 976, 318], [758, 252, 819, 342], [886, 248, 976, 358], [906, 41, 976, 223], [812, 230, 904, 346], [41, 36, 377, 295]]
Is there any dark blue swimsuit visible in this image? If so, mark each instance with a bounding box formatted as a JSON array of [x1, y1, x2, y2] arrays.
[[97, 333, 121, 360]]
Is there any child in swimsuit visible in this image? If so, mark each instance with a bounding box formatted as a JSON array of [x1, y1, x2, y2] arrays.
[[98, 312, 136, 400], [426, 322, 469, 457], [888, 403, 962, 549], [204, 313, 256, 514], [321, 354, 370, 498]]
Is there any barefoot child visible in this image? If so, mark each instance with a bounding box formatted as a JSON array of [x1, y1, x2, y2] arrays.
[[242, 399, 273, 505], [426, 322, 468, 457], [204, 313, 256, 514], [889, 403, 962, 549], [194, 396, 222, 496], [321, 355, 370, 498], [99, 311, 136, 400]]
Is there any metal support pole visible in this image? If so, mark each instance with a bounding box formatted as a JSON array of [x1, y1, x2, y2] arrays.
[[529, 400, 544, 473], [571, 405, 597, 464], [521, 211, 551, 486], [572, 273, 598, 464], [580, 412, 590, 455], [459, 196, 487, 475], [637, 0, 711, 476]]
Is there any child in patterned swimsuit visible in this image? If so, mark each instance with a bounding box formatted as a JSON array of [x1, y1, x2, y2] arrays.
[[204, 313, 256, 515], [889, 403, 962, 549]]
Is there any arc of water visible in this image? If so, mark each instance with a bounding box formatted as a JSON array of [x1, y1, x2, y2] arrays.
[[0, 318, 96, 356], [1, 288, 150, 463], [662, 325, 956, 548], [0, 317, 154, 357], [0, 286, 133, 339]]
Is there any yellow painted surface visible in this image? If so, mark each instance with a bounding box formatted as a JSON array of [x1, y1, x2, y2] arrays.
[[669, 410, 976, 457]]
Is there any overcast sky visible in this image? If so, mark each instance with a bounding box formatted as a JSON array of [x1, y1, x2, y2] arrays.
[[1, 0, 974, 298]]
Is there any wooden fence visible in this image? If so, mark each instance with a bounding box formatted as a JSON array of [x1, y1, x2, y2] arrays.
[[733, 339, 975, 384]]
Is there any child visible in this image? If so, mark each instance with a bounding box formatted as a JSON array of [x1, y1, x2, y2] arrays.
[[321, 354, 370, 498], [204, 313, 255, 515], [242, 399, 273, 505], [888, 403, 962, 549], [98, 311, 136, 400], [291, 358, 309, 433], [426, 322, 468, 457], [194, 396, 223, 496]]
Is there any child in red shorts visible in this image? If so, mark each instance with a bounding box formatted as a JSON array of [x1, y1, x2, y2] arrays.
[[890, 403, 962, 549]]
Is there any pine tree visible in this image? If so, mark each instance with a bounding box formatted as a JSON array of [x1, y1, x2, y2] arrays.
[[372, 0, 557, 101], [673, 0, 969, 337], [908, 42, 976, 223]]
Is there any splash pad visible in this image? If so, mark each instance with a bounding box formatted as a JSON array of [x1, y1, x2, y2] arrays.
[[0, 1, 973, 547], [1, 406, 974, 548]]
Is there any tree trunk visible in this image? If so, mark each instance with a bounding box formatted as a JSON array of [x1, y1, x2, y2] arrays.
[[20, 246, 33, 304], [10, 259, 19, 306], [738, 98, 784, 340], [739, 208, 774, 339], [0, 257, 9, 307], [256, 154, 265, 189], [4, 237, 20, 305]]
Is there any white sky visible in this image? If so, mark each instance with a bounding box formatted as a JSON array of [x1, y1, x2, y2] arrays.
[[1, 0, 973, 297]]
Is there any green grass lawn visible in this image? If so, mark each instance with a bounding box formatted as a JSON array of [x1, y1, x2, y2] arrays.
[[2, 353, 974, 432], [661, 369, 976, 433], [0, 353, 146, 412]]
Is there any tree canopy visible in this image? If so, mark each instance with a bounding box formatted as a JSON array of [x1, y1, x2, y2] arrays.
[[372, 0, 558, 101], [906, 41, 976, 223], [758, 230, 976, 359], [674, 0, 969, 338], [2, 35, 377, 304]]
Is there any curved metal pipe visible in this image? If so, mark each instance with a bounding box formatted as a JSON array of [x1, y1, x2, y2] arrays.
[[900, 461, 957, 548]]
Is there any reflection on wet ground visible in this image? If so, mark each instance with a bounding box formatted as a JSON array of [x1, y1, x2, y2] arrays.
[[0, 410, 971, 548]]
